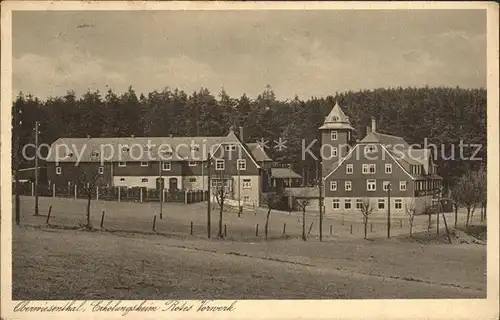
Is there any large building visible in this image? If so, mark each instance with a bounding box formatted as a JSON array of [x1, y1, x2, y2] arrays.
[[46, 130, 301, 206], [320, 102, 443, 217]]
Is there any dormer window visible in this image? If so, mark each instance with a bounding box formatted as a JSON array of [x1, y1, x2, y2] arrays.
[[364, 145, 376, 153], [190, 146, 200, 152], [121, 146, 129, 153], [224, 144, 236, 152], [332, 116, 339, 121], [91, 151, 99, 159]]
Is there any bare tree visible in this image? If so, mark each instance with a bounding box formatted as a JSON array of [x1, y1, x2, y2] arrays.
[[296, 198, 310, 241], [456, 171, 481, 226], [405, 198, 417, 236], [262, 193, 283, 240], [359, 198, 374, 240], [79, 165, 101, 229], [450, 182, 461, 228], [475, 168, 486, 222], [213, 169, 233, 238], [421, 197, 434, 233]]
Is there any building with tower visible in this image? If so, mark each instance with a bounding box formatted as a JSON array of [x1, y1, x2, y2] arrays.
[[320, 102, 443, 218]]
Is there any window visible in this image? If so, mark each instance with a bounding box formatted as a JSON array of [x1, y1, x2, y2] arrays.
[[243, 179, 251, 189], [331, 147, 338, 157], [120, 178, 125, 181], [141, 178, 148, 183], [144, 146, 150, 152], [188, 161, 197, 167], [237, 159, 246, 170], [331, 131, 338, 140], [345, 181, 352, 191], [190, 146, 199, 152], [400, 181, 407, 191], [385, 163, 392, 174], [364, 145, 376, 153], [362, 164, 369, 174], [98, 166, 104, 174], [395, 199, 403, 210], [211, 179, 218, 187], [121, 146, 129, 153], [161, 150, 173, 157], [356, 199, 363, 210], [332, 199, 340, 210], [189, 178, 197, 183], [378, 199, 385, 210], [383, 181, 390, 191], [56, 166, 62, 175], [162, 161, 171, 171], [118, 161, 126, 167], [332, 116, 339, 121], [224, 144, 236, 151], [369, 164, 376, 174], [330, 181, 337, 191], [367, 179, 376, 191], [91, 151, 99, 159], [215, 159, 225, 170], [141, 161, 149, 167], [243, 196, 250, 203], [346, 164, 353, 174], [344, 199, 352, 210]]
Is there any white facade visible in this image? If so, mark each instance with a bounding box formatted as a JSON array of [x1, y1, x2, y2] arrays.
[[113, 175, 183, 190]]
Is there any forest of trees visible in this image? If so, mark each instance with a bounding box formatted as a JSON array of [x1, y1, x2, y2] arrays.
[[12, 85, 486, 190]]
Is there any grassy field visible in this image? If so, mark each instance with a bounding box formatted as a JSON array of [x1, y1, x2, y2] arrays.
[[13, 195, 482, 240], [13, 226, 486, 300], [11, 196, 486, 299]]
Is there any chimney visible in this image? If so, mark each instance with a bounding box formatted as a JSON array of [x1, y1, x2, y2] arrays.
[[239, 126, 244, 143], [366, 125, 371, 135], [371, 117, 377, 133]]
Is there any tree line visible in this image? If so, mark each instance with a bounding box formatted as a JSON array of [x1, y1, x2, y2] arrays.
[[12, 85, 486, 189]]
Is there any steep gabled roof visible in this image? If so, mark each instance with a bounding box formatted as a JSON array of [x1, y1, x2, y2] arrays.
[[270, 167, 301, 179], [247, 143, 272, 162], [319, 101, 355, 131], [360, 132, 410, 149]]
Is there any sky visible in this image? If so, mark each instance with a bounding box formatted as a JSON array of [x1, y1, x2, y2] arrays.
[[12, 9, 487, 101]]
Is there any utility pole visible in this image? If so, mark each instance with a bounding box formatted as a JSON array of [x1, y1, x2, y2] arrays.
[[237, 156, 241, 218], [14, 105, 21, 225], [159, 160, 163, 219], [387, 182, 391, 239], [34, 121, 40, 216], [207, 153, 212, 238]]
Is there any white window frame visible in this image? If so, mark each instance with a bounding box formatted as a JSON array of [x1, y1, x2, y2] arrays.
[[98, 166, 104, 174], [242, 179, 251, 189], [362, 164, 369, 174], [331, 131, 338, 140], [344, 199, 352, 210], [331, 147, 338, 157], [215, 159, 225, 171], [378, 199, 386, 210], [162, 161, 171, 171], [189, 177, 197, 183], [364, 145, 376, 153], [56, 166, 62, 175], [345, 181, 352, 191], [332, 199, 340, 210], [346, 164, 353, 174], [237, 159, 247, 171], [118, 161, 126, 167], [383, 181, 390, 191], [369, 164, 376, 174], [367, 179, 376, 191], [330, 181, 337, 191], [188, 161, 197, 167], [395, 199, 403, 210], [224, 144, 236, 151], [399, 181, 407, 191], [140, 161, 149, 167], [385, 163, 392, 174], [243, 196, 250, 203], [141, 178, 148, 183], [356, 199, 363, 210]]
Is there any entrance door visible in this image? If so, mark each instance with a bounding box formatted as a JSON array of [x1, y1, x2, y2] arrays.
[[156, 177, 165, 190], [169, 178, 178, 191]]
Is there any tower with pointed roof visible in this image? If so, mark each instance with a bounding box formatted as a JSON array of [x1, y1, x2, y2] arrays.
[[319, 101, 355, 178]]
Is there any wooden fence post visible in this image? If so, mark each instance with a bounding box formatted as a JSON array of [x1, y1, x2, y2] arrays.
[[307, 221, 314, 235], [442, 212, 452, 244], [31, 182, 34, 196], [140, 188, 143, 203], [283, 223, 286, 235], [350, 224, 353, 234], [224, 224, 227, 237], [74, 185, 77, 199], [100, 211, 105, 229], [96, 186, 99, 200], [185, 190, 188, 204], [400, 219, 403, 228], [52, 184, 55, 197], [330, 224, 332, 235], [190, 221, 193, 235], [255, 224, 259, 236], [118, 187, 121, 202], [370, 223, 373, 232], [152, 215, 156, 232], [46, 206, 52, 225]]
